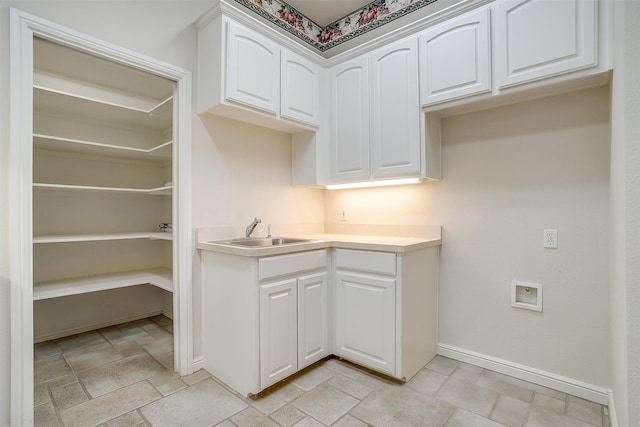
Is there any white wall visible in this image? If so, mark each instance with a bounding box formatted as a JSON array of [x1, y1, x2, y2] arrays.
[[326, 85, 612, 388], [610, 1, 640, 425]]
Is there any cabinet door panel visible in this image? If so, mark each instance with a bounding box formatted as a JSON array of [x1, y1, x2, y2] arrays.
[[226, 21, 280, 114], [371, 38, 421, 178], [330, 57, 370, 182], [335, 272, 395, 375], [298, 272, 329, 369], [496, 0, 597, 88], [419, 7, 491, 105], [281, 50, 320, 126], [260, 278, 298, 388]]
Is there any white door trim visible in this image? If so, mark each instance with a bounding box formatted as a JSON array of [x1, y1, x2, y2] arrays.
[[9, 9, 193, 426]]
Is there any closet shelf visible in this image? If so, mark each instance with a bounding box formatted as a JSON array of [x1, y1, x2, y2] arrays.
[[33, 183, 172, 195], [33, 267, 173, 301], [33, 86, 172, 132], [33, 232, 173, 244], [34, 134, 172, 161]]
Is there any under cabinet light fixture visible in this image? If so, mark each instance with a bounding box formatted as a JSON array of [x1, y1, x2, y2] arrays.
[[326, 177, 422, 190]]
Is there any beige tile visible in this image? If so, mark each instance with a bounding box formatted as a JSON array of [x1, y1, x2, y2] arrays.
[[59, 381, 161, 427], [324, 358, 366, 380], [66, 346, 123, 372], [153, 351, 175, 370], [333, 415, 368, 427], [270, 404, 306, 426], [230, 406, 280, 427], [102, 325, 149, 345], [63, 340, 112, 358], [249, 391, 287, 415], [351, 384, 455, 427], [437, 377, 499, 418], [476, 372, 534, 403], [148, 370, 181, 388], [269, 382, 305, 402], [566, 395, 603, 427], [451, 363, 484, 384], [527, 405, 593, 427], [327, 374, 373, 399], [140, 379, 247, 426], [34, 382, 51, 407], [182, 369, 212, 386], [105, 410, 144, 427], [533, 393, 566, 414], [156, 378, 187, 396], [446, 409, 504, 427], [50, 381, 89, 411], [482, 370, 565, 400], [215, 421, 236, 427], [293, 417, 325, 427], [78, 353, 166, 398], [34, 402, 63, 427], [42, 374, 77, 391], [58, 332, 106, 352], [406, 369, 448, 396], [150, 315, 172, 326], [291, 382, 359, 425], [143, 336, 174, 357], [426, 356, 460, 376], [146, 326, 173, 340], [354, 372, 387, 389], [34, 341, 62, 361], [490, 395, 530, 427], [289, 365, 334, 391], [34, 354, 73, 384], [114, 341, 146, 358]]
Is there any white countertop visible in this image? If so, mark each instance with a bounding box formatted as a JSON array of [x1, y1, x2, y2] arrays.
[[196, 233, 441, 257]]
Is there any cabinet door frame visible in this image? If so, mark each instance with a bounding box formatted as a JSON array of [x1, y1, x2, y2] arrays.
[[330, 56, 371, 182], [495, 0, 598, 88], [225, 20, 280, 114], [335, 271, 396, 376], [297, 271, 329, 369], [419, 6, 491, 105], [259, 278, 299, 388], [281, 49, 320, 126], [370, 37, 421, 178], [9, 9, 194, 425]]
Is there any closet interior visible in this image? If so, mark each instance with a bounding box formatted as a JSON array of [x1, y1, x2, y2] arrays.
[[32, 37, 177, 342]]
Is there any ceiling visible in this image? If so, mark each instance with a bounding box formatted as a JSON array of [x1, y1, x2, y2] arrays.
[[285, 0, 372, 27]]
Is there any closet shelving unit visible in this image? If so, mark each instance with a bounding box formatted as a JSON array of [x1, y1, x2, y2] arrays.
[[32, 37, 177, 307]]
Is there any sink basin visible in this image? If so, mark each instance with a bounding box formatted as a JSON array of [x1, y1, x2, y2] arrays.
[[210, 237, 318, 247]]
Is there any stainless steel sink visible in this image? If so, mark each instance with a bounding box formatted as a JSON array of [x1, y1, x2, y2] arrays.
[[210, 237, 318, 247]]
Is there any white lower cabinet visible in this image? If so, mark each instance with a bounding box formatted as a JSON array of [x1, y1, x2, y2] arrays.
[[259, 278, 298, 387], [333, 247, 439, 380], [202, 249, 328, 396], [201, 244, 438, 395], [259, 270, 329, 389], [335, 272, 396, 375]]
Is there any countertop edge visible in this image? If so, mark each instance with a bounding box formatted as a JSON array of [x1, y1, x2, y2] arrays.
[[197, 235, 442, 257]]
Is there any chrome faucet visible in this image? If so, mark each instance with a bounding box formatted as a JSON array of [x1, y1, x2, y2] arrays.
[[245, 217, 261, 237]]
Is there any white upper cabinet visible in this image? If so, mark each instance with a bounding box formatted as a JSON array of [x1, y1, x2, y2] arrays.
[[197, 15, 322, 132], [330, 56, 371, 182], [281, 49, 321, 126], [330, 39, 428, 185], [371, 37, 421, 178], [419, 6, 491, 106], [225, 21, 280, 114], [495, 0, 598, 88]]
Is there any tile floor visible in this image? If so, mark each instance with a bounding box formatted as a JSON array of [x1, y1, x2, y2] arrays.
[[34, 316, 610, 427]]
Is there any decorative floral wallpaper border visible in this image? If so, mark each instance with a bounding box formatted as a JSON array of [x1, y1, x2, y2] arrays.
[[232, 0, 439, 52]]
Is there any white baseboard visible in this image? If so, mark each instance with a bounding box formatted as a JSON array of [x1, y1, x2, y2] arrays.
[[607, 390, 618, 427], [161, 308, 174, 320], [437, 343, 609, 406], [192, 355, 205, 373], [34, 309, 163, 343]]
